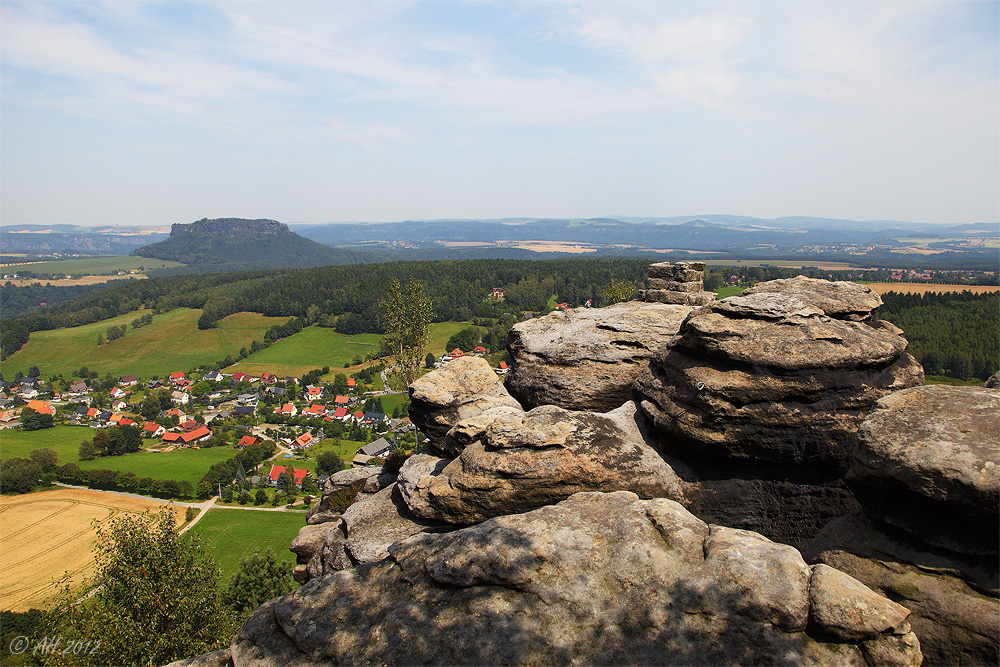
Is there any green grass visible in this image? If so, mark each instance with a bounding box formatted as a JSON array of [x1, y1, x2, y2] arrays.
[[77, 446, 237, 488], [0, 425, 94, 464], [714, 285, 747, 298], [235, 327, 382, 378], [925, 375, 985, 386], [188, 509, 305, 583], [5, 308, 287, 379], [15, 255, 183, 274], [427, 321, 478, 355], [377, 393, 409, 416], [293, 438, 368, 473]]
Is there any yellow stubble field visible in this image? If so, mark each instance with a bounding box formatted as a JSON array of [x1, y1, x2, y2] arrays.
[[0, 488, 181, 611]]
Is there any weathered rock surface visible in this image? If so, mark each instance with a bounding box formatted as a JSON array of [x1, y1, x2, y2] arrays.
[[399, 401, 685, 524], [638, 261, 717, 306], [232, 492, 919, 666], [847, 384, 1000, 554], [985, 371, 1000, 388], [634, 277, 924, 480], [808, 514, 998, 667], [506, 300, 692, 411], [305, 465, 387, 525], [408, 356, 521, 448], [293, 485, 447, 585]]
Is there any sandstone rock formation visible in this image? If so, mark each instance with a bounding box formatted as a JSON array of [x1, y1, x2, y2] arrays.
[[396, 401, 685, 525], [506, 300, 692, 411], [634, 277, 924, 480], [408, 356, 521, 448], [808, 384, 1000, 666], [232, 492, 920, 666], [637, 261, 717, 306]]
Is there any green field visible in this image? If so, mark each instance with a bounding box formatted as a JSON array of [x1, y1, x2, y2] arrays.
[[12, 255, 183, 274], [188, 508, 305, 583], [289, 438, 369, 474], [234, 327, 383, 378], [714, 285, 747, 298], [77, 446, 237, 488], [4, 308, 287, 378], [0, 425, 94, 464]]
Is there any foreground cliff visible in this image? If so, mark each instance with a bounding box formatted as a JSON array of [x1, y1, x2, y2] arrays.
[[181, 269, 998, 667]]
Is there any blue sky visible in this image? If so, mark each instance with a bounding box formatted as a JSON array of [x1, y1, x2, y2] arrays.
[[1, 1, 997, 227]]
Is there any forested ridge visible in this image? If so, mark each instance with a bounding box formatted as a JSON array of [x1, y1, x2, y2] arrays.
[[877, 291, 998, 380]]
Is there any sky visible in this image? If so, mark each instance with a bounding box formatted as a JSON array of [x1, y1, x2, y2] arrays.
[[1, 0, 997, 227]]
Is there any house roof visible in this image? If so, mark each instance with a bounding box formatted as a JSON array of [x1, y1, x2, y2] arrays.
[[363, 412, 387, 421], [120, 375, 138, 383], [346, 377, 356, 387], [237, 435, 258, 448], [233, 405, 255, 415], [25, 400, 54, 415], [181, 426, 211, 443], [473, 346, 487, 353], [294, 433, 314, 447], [499, 361, 508, 370], [163, 432, 183, 442], [306, 387, 322, 395], [169, 371, 185, 380], [268, 465, 308, 484], [334, 395, 349, 404], [450, 348, 464, 357], [358, 437, 393, 457], [280, 403, 295, 413], [232, 372, 250, 381], [333, 407, 348, 418], [143, 422, 162, 432], [86, 407, 101, 417], [69, 380, 88, 392], [303, 404, 326, 415]]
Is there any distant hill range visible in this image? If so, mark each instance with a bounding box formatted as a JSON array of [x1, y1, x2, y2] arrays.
[[132, 218, 371, 272], [0, 225, 168, 254]]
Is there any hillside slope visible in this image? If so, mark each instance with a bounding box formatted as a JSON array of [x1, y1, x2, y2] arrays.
[[132, 218, 371, 271]]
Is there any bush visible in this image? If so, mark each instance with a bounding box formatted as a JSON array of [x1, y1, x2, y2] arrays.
[[185, 507, 198, 523], [1, 458, 42, 494], [382, 450, 410, 475], [326, 487, 359, 514], [238, 491, 252, 505], [254, 489, 267, 506]]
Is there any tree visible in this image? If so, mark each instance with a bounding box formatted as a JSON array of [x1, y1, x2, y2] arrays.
[[221, 549, 294, 614], [0, 458, 42, 494], [140, 393, 160, 420], [425, 352, 436, 368], [278, 468, 297, 496], [379, 278, 433, 388], [29, 448, 58, 473], [20, 407, 54, 431], [79, 439, 97, 461], [27, 365, 40, 378], [316, 451, 345, 476], [254, 489, 267, 506], [97, 332, 105, 346], [238, 490, 252, 505], [600, 280, 636, 306], [50, 509, 237, 666]]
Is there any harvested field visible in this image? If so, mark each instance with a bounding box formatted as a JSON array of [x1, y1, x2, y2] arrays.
[[866, 283, 1000, 295], [5, 274, 147, 287], [0, 488, 181, 611]]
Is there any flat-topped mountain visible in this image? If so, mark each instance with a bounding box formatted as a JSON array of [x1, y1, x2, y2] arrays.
[[132, 217, 370, 272]]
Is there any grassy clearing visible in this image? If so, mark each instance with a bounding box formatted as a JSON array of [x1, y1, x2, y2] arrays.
[[5, 308, 287, 378], [76, 447, 237, 489], [925, 375, 986, 386], [0, 425, 95, 465], [9, 255, 183, 274], [427, 321, 480, 354], [188, 509, 305, 584], [234, 327, 382, 378], [714, 286, 746, 298], [291, 438, 369, 472]]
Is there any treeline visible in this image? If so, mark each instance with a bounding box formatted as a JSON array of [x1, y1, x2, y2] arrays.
[[877, 291, 999, 380], [0, 280, 116, 319], [56, 464, 195, 498]]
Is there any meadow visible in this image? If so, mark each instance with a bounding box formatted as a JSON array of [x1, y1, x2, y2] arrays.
[[0, 425, 93, 464], [188, 508, 306, 583], [233, 327, 382, 377], [76, 446, 238, 489], [0, 488, 181, 611], [4, 308, 287, 378], [8, 255, 182, 275]]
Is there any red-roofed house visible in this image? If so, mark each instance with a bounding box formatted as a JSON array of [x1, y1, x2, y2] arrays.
[[273, 403, 297, 417], [181, 426, 211, 444], [118, 417, 136, 426], [86, 407, 101, 419], [305, 386, 323, 399], [334, 395, 349, 405], [346, 377, 356, 390], [260, 373, 278, 385], [333, 407, 349, 421], [169, 371, 185, 384], [143, 422, 166, 437], [293, 432, 314, 449], [497, 361, 509, 375], [302, 404, 326, 417], [353, 411, 365, 422], [181, 420, 200, 432], [231, 372, 250, 383], [25, 400, 54, 415], [473, 346, 487, 355], [267, 465, 309, 488], [163, 432, 183, 443], [450, 348, 464, 358], [236, 435, 259, 449]]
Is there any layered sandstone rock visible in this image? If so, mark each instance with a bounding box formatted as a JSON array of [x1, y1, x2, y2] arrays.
[[808, 384, 1000, 666], [408, 356, 521, 448], [397, 402, 685, 525], [506, 300, 692, 411], [638, 261, 716, 306], [232, 492, 920, 667], [634, 277, 924, 480]]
